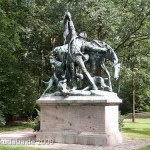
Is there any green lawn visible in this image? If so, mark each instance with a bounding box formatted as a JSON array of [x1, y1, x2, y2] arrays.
[[138, 145, 150, 150], [0, 122, 32, 132], [122, 118, 150, 140], [0, 145, 48, 150], [0, 118, 150, 149]]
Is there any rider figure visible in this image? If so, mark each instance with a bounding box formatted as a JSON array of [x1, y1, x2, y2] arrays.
[[63, 11, 107, 90]]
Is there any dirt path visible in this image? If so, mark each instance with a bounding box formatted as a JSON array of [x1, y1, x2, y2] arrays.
[[0, 129, 150, 150], [24, 139, 150, 150]]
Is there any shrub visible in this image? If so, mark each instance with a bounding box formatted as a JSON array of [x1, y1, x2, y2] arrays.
[[119, 112, 125, 130], [0, 111, 6, 126], [31, 109, 40, 131]]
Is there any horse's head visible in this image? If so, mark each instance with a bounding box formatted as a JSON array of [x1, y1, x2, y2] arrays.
[[113, 61, 121, 80]]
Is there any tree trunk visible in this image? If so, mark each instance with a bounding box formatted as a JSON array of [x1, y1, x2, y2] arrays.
[[132, 73, 135, 122], [38, 49, 44, 96]]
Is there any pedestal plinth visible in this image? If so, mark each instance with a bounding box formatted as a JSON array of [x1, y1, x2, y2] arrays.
[[36, 91, 122, 146]]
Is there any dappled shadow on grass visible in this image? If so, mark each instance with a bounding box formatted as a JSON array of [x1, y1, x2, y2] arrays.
[[124, 118, 150, 123], [0, 122, 32, 132], [123, 128, 150, 136], [122, 118, 150, 139], [138, 145, 150, 150]]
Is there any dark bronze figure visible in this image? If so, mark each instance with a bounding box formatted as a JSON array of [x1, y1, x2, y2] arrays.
[[42, 11, 121, 96]]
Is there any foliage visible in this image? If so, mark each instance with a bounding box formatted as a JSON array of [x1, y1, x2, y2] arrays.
[[0, 121, 31, 132], [31, 109, 40, 131], [0, 0, 38, 121], [122, 118, 150, 140], [119, 58, 150, 113], [0, 110, 6, 126], [115, 0, 150, 113], [119, 112, 125, 130], [0, 0, 149, 121]]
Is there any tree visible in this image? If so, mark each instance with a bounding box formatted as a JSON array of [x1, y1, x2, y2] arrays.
[[0, 0, 38, 121], [0, 0, 149, 123]]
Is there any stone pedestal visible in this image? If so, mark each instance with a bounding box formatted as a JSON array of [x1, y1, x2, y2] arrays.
[[36, 91, 122, 146]]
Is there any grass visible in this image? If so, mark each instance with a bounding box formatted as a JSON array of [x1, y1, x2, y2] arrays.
[[138, 145, 150, 150], [0, 118, 150, 149], [0, 145, 48, 150], [0, 121, 50, 150], [122, 118, 150, 140], [0, 122, 32, 132]]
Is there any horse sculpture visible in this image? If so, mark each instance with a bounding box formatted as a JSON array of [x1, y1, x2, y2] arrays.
[[42, 11, 121, 96], [50, 40, 121, 92], [85, 40, 121, 91]]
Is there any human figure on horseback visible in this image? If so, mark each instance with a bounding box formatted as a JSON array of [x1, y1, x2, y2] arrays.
[[63, 11, 108, 90], [42, 11, 121, 95]]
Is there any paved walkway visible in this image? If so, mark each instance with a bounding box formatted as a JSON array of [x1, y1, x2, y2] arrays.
[[28, 140, 150, 150], [0, 128, 35, 141], [0, 129, 149, 150]]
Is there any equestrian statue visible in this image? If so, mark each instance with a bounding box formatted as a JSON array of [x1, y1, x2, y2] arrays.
[[42, 11, 121, 96]]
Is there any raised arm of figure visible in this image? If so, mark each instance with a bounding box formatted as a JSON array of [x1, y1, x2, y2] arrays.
[[63, 11, 77, 43]]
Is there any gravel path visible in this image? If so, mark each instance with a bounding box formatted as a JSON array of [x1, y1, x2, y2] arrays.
[[0, 129, 149, 150], [27, 139, 150, 150]]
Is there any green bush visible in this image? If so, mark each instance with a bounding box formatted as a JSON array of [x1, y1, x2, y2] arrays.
[[31, 109, 40, 131], [119, 112, 125, 131], [0, 111, 6, 126]]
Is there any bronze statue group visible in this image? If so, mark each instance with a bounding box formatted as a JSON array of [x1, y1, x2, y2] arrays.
[[42, 11, 121, 96]]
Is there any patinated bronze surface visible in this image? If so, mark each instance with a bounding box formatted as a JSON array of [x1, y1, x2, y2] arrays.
[[42, 12, 121, 96]]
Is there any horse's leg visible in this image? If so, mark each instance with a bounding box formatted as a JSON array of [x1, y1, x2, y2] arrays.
[[89, 53, 96, 76], [101, 63, 112, 92], [70, 62, 77, 90]]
